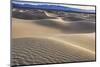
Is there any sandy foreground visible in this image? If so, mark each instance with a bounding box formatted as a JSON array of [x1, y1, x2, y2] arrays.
[[11, 18, 95, 66]]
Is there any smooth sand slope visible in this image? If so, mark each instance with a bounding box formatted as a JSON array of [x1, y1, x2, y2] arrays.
[[11, 17, 95, 66]]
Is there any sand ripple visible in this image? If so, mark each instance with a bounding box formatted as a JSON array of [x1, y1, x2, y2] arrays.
[[11, 37, 95, 66]]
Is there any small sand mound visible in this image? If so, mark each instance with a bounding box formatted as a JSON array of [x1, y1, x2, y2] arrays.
[[11, 37, 95, 66]]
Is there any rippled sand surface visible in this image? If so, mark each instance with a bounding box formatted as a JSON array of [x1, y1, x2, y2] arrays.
[[11, 11, 96, 66]]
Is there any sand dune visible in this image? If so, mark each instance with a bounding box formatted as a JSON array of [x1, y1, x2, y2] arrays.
[[12, 18, 95, 37], [11, 37, 95, 66], [12, 9, 57, 20], [11, 14, 95, 66], [12, 9, 96, 22]]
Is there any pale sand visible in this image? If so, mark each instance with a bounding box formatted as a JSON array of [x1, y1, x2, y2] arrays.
[[11, 18, 95, 66]]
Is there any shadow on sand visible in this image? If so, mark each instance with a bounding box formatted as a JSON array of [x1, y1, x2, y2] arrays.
[[12, 11, 57, 20], [33, 19, 95, 33]]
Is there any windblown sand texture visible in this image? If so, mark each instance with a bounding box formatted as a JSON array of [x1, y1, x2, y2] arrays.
[[11, 9, 96, 66]]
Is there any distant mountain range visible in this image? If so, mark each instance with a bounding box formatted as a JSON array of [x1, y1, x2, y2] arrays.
[[12, 1, 95, 14]]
